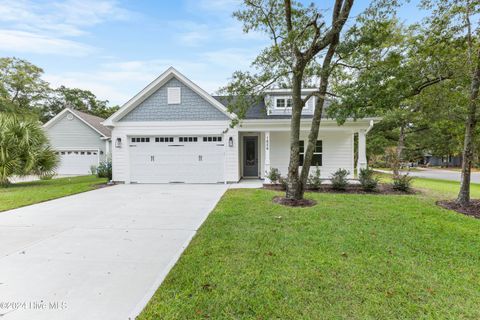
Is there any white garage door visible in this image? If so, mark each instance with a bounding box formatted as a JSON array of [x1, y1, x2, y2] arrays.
[[55, 150, 99, 175], [129, 136, 224, 183]]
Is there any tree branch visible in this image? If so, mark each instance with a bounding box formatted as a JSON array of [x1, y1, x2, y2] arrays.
[[303, 0, 353, 61], [245, 0, 291, 67], [284, 0, 293, 32], [408, 75, 451, 97]]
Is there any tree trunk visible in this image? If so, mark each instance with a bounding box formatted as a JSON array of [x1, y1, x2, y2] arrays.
[[299, 35, 339, 190], [457, 48, 480, 206], [393, 124, 405, 176], [285, 71, 305, 200]]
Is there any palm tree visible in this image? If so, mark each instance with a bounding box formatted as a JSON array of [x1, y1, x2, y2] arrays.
[[0, 113, 58, 186]]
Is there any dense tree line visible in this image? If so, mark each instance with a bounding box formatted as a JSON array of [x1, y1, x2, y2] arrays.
[[0, 57, 119, 122]]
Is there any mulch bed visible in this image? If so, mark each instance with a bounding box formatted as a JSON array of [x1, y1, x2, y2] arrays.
[[264, 183, 417, 195], [272, 196, 317, 207], [437, 200, 480, 219]]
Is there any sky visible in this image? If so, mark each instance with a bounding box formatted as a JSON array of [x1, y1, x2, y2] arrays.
[[0, 0, 426, 106]]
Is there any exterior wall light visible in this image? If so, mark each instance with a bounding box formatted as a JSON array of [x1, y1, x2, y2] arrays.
[[115, 137, 122, 148], [228, 136, 234, 147]]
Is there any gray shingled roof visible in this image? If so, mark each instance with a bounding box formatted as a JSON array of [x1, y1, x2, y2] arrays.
[[69, 109, 112, 137], [212, 96, 330, 119]]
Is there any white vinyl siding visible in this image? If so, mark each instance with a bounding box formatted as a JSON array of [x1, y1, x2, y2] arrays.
[[269, 131, 354, 179], [45, 111, 106, 163], [167, 87, 181, 104]]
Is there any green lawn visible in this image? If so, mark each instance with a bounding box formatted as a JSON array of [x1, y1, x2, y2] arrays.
[[0, 175, 108, 212], [140, 178, 480, 319], [377, 173, 480, 199]]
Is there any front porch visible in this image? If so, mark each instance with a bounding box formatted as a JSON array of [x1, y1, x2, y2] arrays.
[[236, 120, 371, 182]]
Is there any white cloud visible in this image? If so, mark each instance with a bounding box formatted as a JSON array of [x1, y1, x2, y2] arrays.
[[45, 73, 133, 105], [172, 20, 267, 47], [0, 29, 93, 55], [186, 0, 240, 13], [43, 54, 256, 105], [0, 0, 135, 55], [201, 48, 255, 68]]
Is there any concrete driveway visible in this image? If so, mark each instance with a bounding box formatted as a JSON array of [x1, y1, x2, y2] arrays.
[[0, 184, 227, 320]]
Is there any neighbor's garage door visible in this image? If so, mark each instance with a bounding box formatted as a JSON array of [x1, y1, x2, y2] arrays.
[[129, 136, 224, 183], [55, 150, 99, 175]]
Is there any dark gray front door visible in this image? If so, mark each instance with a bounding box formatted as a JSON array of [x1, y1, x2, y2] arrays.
[[243, 136, 258, 177]]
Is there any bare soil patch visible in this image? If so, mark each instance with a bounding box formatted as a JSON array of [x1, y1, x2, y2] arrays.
[[272, 196, 317, 207], [437, 200, 480, 219]]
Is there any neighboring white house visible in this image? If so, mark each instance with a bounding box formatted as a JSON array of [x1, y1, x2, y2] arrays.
[[43, 108, 112, 175], [103, 67, 378, 184]]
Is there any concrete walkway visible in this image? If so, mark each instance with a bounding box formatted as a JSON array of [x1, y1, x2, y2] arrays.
[[0, 184, 227, 320], [375, 168, 480, 183]]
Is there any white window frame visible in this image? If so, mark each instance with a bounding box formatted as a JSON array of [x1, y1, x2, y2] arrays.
[[167, 87, 181, 104], [299, 140, 322, 167], [273, 96, 315, 109], [274, 96, 293, 109]]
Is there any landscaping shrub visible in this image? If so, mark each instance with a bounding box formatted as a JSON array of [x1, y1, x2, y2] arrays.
[[0, 113, 58, 186], [39, 172, 56, 180], [358, 168, 378, 191], [90, 165, 97, 175], [307, 166, 322, 190], [393, 173, 413, 191], [96, 159, 112, 180], [266, 167, 281, 184], [331, 168, 349, 191], [279, 176, 288, 190]]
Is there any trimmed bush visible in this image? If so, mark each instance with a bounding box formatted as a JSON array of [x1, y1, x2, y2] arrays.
[[96, 159, 112, 180], [331, 168, 350, 191], [266, 167, 281, 184], [307, 166, 322, 190], [279, 176, 288, 190], [358, 168, 379, 191], [393, 174, 413, 191]]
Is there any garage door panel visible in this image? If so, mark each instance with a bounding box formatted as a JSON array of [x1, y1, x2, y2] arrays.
[[129, 136, 224, 183], [56, 150, 99, 175]]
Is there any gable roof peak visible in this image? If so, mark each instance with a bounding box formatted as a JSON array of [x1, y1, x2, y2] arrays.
[[43, 107, 111, 138], [103, 67, 235, 125]]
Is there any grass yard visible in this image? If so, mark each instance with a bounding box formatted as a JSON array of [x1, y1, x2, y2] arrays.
[[139, 178, 480, 319], [0, 175, 108, 212], [377, 173, 480, 199]]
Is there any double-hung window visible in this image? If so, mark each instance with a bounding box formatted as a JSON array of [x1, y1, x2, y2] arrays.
[[275, 97, 293, 109], [299, 140, 322, 166]]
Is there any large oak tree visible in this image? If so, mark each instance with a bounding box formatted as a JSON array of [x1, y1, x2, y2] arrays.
[[223, 0, 354, 201]]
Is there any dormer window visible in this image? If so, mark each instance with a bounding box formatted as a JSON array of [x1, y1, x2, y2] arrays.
[[167, 87, 181, 104], [275, 97, 293, 109]]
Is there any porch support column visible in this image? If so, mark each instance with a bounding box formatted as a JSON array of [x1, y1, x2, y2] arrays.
[[357, 129, 367, 172], [264, 131, 271, 182], [105, 140, 110, 157]]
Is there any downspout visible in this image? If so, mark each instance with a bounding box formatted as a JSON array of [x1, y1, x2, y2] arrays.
[[365, 119, 374, 134]]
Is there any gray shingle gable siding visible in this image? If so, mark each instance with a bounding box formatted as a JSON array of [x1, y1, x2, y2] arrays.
[[120, 78, 228, 121]]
